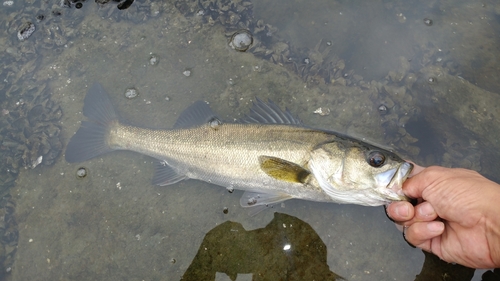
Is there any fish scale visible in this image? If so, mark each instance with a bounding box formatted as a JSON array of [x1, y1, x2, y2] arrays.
[[110, 122, 331, 198]]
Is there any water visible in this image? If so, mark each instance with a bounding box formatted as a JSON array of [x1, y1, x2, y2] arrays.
[[0, 0, 499, 280]]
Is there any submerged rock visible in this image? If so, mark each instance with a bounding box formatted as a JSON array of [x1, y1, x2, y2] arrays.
[[17, 22, 35, 41]]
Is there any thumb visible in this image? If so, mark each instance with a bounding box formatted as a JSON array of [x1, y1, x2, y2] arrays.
[[407, 162, 425, 177], [402, 165, 442, 200]]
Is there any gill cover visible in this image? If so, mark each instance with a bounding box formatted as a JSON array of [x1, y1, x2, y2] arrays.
[[308, 141, 411, 206]]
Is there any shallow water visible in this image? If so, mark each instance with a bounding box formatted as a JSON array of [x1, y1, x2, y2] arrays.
[[0, 0, 499, 280]]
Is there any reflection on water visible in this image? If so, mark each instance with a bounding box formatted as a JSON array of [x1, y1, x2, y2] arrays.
[[182, 212, 343, 281], [0, 0, 499, 280]]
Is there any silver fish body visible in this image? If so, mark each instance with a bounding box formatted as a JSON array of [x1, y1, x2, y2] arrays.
[[65, 83, 413, 212]]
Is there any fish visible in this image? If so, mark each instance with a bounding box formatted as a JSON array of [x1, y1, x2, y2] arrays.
[[65, 82, 413, 213]]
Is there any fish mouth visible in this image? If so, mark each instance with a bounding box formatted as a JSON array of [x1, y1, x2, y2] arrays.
[[375, 162, 414, 200], [389, 162, 413, 193]]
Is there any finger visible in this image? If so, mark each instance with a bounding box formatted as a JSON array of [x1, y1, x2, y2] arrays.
[[386, 201, 414, 222], [413, 201, 438, 221], [403, 221, 444, 250], [402, 166, 446, 199], [405, 162, 425, 177], [389, 201, 438, 230]]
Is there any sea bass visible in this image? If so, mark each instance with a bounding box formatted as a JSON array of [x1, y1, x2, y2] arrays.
[[65, 83, 413, 213]]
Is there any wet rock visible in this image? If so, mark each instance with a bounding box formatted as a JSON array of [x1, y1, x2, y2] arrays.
[[76, 167, 88, 179], [0, 82, 63, 174], [149, 54, 159, 65], [378, 104, 388, 115], [177, 0, 254, 29], [17, 22, 35, 41], [117, 0, 134, 10], [229, 29, 253, 51], [423, 18, 433, 26], [124, 88, 139, 99]]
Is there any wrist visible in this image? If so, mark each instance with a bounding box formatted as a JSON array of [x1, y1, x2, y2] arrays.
[[487, 220, 500, 267], [485, 182, 500, 267]]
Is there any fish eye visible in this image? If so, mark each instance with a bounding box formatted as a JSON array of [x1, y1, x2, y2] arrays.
[[368, 151, 385, 167]]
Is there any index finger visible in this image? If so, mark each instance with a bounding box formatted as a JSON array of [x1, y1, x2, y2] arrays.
[[402, 165, 445, 200]]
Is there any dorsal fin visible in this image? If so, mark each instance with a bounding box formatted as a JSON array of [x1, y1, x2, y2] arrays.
[[173, 101, 219, 129], [239, 98, 301, 125]]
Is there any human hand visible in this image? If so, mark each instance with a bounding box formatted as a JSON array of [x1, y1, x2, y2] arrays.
[[386, 165, 500, 269]]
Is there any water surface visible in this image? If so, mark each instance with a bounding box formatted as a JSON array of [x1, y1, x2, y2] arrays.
[[1, 0, 499, 280]]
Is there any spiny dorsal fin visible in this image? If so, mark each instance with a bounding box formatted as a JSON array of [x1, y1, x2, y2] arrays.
[[239, 98, 301, 125], [258, 155, 310, 183], [173, 101, 220, 129]]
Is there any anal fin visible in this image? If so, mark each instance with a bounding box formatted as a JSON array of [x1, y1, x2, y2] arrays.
[[239, 191, 293, 216], [152, 160, 186, 186]]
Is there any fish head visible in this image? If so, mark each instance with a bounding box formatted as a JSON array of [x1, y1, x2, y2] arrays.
[[308, 141, 413, 206]]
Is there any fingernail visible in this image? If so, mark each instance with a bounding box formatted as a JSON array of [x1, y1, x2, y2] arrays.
[[396, 204, 409, 218], [427, 221, 444, 233], [418, 202, 435, 217]]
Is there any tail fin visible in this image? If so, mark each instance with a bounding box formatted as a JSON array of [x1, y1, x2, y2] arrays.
[[65, 82, 118, 163]]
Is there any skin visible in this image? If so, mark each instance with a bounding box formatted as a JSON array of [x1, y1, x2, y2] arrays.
[[386, 164, 500, 269]]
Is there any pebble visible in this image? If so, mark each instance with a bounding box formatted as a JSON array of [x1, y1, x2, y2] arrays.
[[124, 88, 138, 99], [378, 105, 388, 115], [149, 54, 159, 66], [229, 30, 253, 52], [313, 107, 330, 116], [17, 22, 35, 41], [76, 167, 87, 179]]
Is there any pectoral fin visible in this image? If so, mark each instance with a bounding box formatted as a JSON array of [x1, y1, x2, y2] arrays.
[[258, 155, 311, 183]]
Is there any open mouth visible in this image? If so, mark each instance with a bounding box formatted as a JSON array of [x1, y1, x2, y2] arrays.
[[374, 162, 414, 199], [388, 162, 414, 197]]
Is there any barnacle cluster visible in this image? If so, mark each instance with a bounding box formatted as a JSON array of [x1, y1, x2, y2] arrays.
[[174, 0, 353, 86], [0, 88, 60, 272], [175, 0, 254, 29], [1, 84, 63, 170]]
